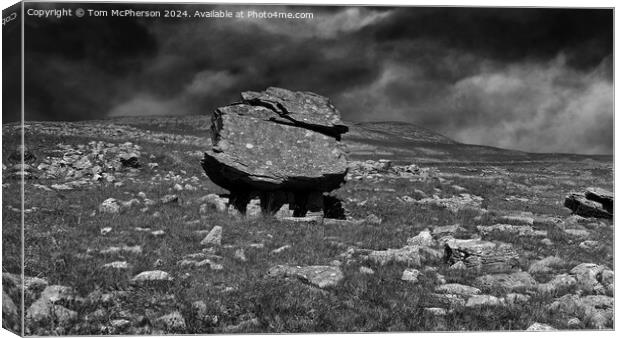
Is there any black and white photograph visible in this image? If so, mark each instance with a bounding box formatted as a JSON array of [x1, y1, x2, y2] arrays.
[[1, 0, 615, 335]]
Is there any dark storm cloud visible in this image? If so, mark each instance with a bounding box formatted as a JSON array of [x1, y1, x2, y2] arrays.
[[20, 4, 612, 154]]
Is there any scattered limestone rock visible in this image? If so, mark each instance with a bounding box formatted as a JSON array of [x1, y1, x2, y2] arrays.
[[199, 194, 229, 213], [401, 268, 421, 283], [200, 226, 223, 246], [160, 194, 179, 204], [528, 256, 565, 274], [130, 270, 172, 284], [449, 261, 467, 270], [99, 198, 120, 214], [505, 293, 531, 305], [154, 311, 186, 331], [406, 229, 435, 247], [475, 272, 536, 292], [432, 224, 464, 236], [570, 263, 612, 294], [536, 274, 577, 295], [435, 283, 481, 297], [359, 266, 374, 275], [477, 224, 545, 237], [416, 193, 484, 213], [423, 307, 447, 316], [567, 317, 582, 328], [578, 240, 599, 250], [495, 212, 534, 225], [110, 318, 131, 330], [367, 246, 422, 266], [270, 245, 291, 254], [100, 245, 142, 255], [563, 228, 590, 240], [526, 322, 556, 331], [102, 261, 130, 270], [267, 265, 344, 288], [465, 294, 503, 307], [234, 249, 247, 262], [366, 213, 382, 224], [443, 238, 519, 273], [426, 293, 466, 308]]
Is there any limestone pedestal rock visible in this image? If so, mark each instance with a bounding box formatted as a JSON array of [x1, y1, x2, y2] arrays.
[[202, 87, 349, 216]]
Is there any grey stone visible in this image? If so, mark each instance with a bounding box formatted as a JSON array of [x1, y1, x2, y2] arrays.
[[102, 261, 130, 270], [154, 311, 186, 331], [526, 322, 556, 331], [406, 229, 435, 247], [200, 226, 223, 246], [99, 198, 120, 214], [130, 270, 173, 283], [202, 88, 348, 216], [528, 256, 565, 274], [536, 274, 576, 295], [267, 265, 344, 288], [475, 272, 537, 292], [401, 268, 421, 283], [366, 246, 423, 266], [564, 191, 612, 219], [465, 294, 504, 307], [160, 194, 178, 204], [435, 283, 481, 297], [570, 263, 612, 294], [198, 194, 229, 213]]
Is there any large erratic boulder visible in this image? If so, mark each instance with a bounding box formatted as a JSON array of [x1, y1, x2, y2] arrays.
[[202, 87, 349, 217], [564, 187, 613, 219]]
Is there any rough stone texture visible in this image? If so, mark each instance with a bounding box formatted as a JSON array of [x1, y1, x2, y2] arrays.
[[200, 226, 223, 246], [526, 322, 556, 331], [267, 265, 344, 288], [426, 293, 466, 308], [548, 294, 614, 329], [465, 295, 504, 307], [25, 285, 80, 326], [130, 270, 173, 284], [99, 198, 120, 214], [477, 224, 545, 238], [435, 283, 481, 297], [366, 246, 423, 266], [154, 311, 187, 331], [202, 87, 349, 217], [564, 189, 612, 219], [475, 272, 537, 293], [198, 194, 228, 213], [102, 261, 130, 270], [406, 229, 435, 247], [584, 187, 613, 213], [570, 263, 613, 294], [401, 268, 421, 283], [528, 256, 565, 274], [505, 293, 531, 305], [416, 193, 484, 213], [443, 239, 519, 273], [536, 274, 577, 296]]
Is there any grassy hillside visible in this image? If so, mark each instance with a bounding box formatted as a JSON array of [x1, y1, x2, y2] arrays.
[[2, 116, 613, 334]]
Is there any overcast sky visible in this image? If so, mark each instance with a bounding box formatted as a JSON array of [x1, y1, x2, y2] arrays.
[[16, 3, 613, 154]]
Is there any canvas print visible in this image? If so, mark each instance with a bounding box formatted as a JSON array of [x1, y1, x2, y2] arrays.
[[1, 1, 614, 335]]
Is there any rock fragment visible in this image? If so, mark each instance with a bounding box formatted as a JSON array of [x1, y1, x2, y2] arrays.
[[267, 265, 344, 288]]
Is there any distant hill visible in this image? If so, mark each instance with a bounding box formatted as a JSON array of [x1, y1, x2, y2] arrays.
[[10, 116, 610, 165]]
